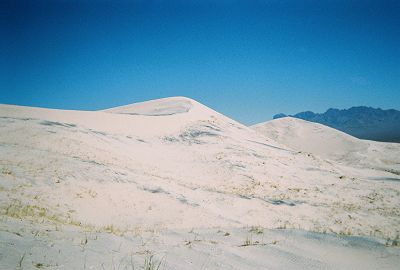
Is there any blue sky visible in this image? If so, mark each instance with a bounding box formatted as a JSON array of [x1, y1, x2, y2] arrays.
[[1, 0, 399, 124]]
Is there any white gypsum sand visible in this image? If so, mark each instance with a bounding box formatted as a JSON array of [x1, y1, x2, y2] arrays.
[[1, 97, 399, 269], [251, 116, 400, 174]]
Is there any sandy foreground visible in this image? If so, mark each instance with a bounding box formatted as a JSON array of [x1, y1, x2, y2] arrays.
[[1, 97, 399, 269]]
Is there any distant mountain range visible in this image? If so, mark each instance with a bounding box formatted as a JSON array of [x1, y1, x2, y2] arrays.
[[273, 106, 400, 143]]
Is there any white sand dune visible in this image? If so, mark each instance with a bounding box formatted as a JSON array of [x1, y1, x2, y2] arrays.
[[251, 117, 400, 175], [102, 96, 194, 116], [1, 98, 399, 269]]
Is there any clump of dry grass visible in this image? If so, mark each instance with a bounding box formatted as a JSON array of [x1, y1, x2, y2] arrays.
[[144, 254, 164, 270]]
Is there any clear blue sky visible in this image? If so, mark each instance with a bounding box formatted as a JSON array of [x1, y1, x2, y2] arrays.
[[1, 0, 399, 124]]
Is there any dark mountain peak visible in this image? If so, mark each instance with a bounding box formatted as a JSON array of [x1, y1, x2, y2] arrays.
[[325, 108, 340, 113], [348, 106, 379, 113], [295, 111, 316, 119], [273, 113, 287, 119]]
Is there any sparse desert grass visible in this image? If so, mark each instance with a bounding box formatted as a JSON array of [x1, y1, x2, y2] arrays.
[[0, 199, 98, 232], [0, 199, 159, 237], [101, 224, 127, 236], [241, 226, 265, 247], [249, 225, 264, 235], [385, 234, 400, 247], [240, 231, 270, 247], [101, 253, 166, 270], [184, 232, 201, 247], [242, 233, 253, 246], [2, 199, 48, 219], [143, 254, 164, 270], [1, 167, 13, 175], [17, 252, 25, 270], [76, 188, 98, 199]]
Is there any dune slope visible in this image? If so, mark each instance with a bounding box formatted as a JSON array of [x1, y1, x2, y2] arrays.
[[1, 98, 399, 269], [252, 117, 400, 175]]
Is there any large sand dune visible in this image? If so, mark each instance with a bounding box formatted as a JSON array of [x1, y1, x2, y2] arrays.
[[1, 98, 399, 269]]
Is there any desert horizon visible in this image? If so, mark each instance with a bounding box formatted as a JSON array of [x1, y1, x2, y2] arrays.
[[1, 1, 399, 269]]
